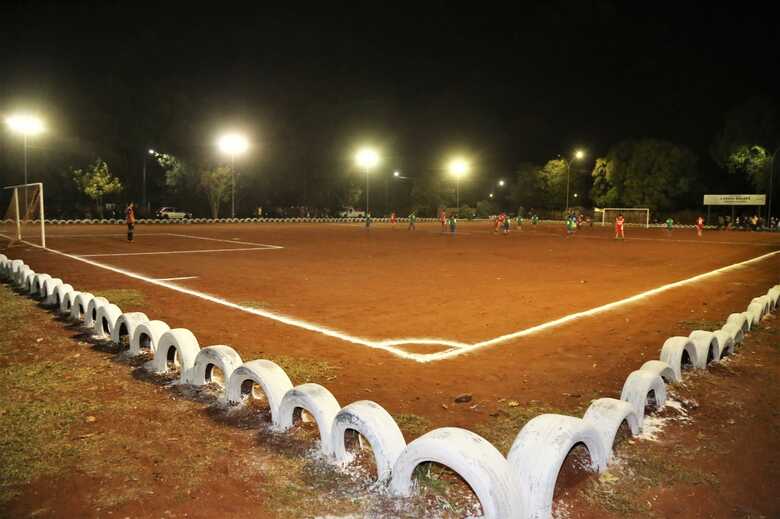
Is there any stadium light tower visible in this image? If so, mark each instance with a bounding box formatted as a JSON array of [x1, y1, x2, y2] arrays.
[[564, 148, 586, 213], [355, 147, 380, 218], [218, 133, 249, 218], [448, 158, 470, 209], [5, 114, 45, 184], [5, 113, 45, 215]]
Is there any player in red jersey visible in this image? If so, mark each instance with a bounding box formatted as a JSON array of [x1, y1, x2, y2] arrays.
[[615, 213, 625, 240], [439, 209, 447, 232], [390, 211, 397, 227], [126, 202, 136, 242], [696, 215, 704, 237]]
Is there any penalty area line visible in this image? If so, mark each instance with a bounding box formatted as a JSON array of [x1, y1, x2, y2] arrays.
[[6, 234, 778, 364]]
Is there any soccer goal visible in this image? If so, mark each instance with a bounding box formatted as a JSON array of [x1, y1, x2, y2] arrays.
[[1, 183, 46, 248], [597, 207, 650, 228]]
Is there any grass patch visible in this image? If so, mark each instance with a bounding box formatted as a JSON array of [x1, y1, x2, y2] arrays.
[[394, 413, 432, 439], [677, 318, 722, 331], [0, 285, 97, 503], [583, 441, 719, 516], [266, 355, 338, 384], [93, 289, 145, 308]]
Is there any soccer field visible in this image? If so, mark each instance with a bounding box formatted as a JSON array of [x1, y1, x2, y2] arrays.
[[0, 218, 780, 374]]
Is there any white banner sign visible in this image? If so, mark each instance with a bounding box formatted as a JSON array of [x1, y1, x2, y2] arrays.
[[703, 194, 766, 206]]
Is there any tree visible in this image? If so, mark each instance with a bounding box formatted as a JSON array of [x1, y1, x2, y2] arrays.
[[711, 96, 778, 191], [537, 159, 568, 209], [410, 176, 446, 216], [590, 139, 699, 212], [200, 165, 232, 218], [71, 158, 123, 218]]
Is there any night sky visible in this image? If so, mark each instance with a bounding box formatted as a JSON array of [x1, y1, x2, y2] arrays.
[[1, 2, 778, 205]]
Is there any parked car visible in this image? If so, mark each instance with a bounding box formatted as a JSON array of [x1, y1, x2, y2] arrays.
[[338, 206, 366, 218], [155, 207, 192, 219]]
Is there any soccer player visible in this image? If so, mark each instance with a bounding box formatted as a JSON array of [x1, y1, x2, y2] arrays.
[[390, 211, 397, 227], [448, 213, 457, 233], [696, 215, 704, 237], [665, 216, 674, 235], [407, 211, 416, 230], [496, 212, 506, 234], [502, 213, 510, 234], [615, 213, 625, 240], [365, 212, 372, 229], [439, 209, 447, 232], [126, 202, 136, 242], [515, 214, 523, 230]]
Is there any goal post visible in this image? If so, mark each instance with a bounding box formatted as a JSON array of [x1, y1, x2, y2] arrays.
[[1, 182, 46, 248], [597, 207, 650, 228]]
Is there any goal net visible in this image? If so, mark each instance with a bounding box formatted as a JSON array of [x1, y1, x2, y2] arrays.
[[1, 183, 46, 248], [597, 207, 650, 228]]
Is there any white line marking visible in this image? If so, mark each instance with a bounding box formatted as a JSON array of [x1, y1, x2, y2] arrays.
[[3, 232, 777, 363], [76, 247, 277, 257], [154, 276, 199, 281], [165, 233, 284, 249]]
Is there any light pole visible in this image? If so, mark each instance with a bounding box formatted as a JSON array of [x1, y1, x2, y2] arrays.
[[448, 158, 470, 210], [355, 147, 380, 218], [564, 149, 585, 213], [5, 114, 45, 214], [217, 133, 249, 218], [144, 148, 158, 215], [769, 146, 779, 221]]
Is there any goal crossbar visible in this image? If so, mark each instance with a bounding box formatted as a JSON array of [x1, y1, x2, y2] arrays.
[[2, 182, 46, 248], [597, 207, 650, 228]]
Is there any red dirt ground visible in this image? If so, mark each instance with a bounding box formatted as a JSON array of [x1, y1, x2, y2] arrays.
[[2, 221, 779, 517]]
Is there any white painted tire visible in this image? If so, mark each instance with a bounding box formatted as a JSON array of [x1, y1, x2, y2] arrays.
[[30, 273, 52, 297], [19, 268, 35, 291], [130, 320, 170, 356], [277, 383, 341, 455], [508, 414, 608, 519], [53, 283, 74, 312], [330, 400, 406, 482], [10, 261, 27, 286], [582, 398, 640, 460], [659, 337, 697, 381], [751, 296, 770, 316], [94, 303, 122, 339], [41, 278, 63, 306], [720, 322, 744, 346], [111, 312, 149, 346], [726, 312, 749, 333], [767, 286, 780, 311], [225, 359, 293, 425], [392, 427, 522, 519], [639, 359, 679, 383], [620, 370, 667, 428], [688, 330, 719, 368], [70, 292, 95, 321], [147, 328, 201, 383], [190, 345, 243, 388], [746, 302, 763, 326], [84, 296, 110, 329], [712, 330, 735, 358]]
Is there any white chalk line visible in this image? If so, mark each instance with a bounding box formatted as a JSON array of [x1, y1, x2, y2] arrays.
[[77, 247, 278, 257], [165, 233, 284, 249], [154, 276, 199, 281], [3, 232, 778, 363]]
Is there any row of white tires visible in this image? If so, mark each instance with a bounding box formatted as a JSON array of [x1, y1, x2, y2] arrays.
[[5, 217, 440, 225], [1, 253, 777, 519]]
